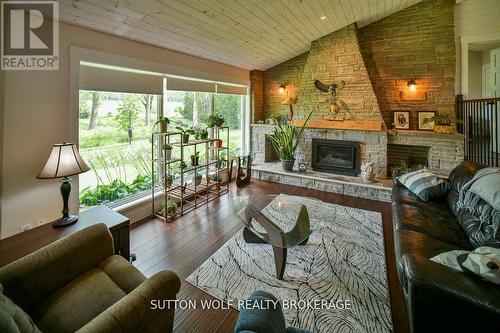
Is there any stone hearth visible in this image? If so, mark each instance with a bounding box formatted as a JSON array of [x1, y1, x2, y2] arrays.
[[251, 162, 392, 202]]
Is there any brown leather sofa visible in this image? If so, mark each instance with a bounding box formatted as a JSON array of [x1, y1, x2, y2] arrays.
[[0, 223, 180, 333], [391, 161, 500, 332]]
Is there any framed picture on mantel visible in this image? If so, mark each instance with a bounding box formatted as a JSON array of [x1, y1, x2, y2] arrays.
[[393, 111, 410, 129], [417, 111, 436, 131]]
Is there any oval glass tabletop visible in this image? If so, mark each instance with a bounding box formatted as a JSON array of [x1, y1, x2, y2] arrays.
[[231, 194, 313, 248]]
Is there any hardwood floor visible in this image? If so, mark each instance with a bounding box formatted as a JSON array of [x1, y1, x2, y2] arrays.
[[130, 180, 408, 333]]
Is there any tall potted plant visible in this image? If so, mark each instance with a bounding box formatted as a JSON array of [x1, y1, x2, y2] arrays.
[[268, 112, 312, 171]]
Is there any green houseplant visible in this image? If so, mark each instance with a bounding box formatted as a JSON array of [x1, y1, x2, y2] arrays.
[[268, 112, 312, 171], [206, 113, 225, 138], [154, 117, 170, 133], [211, 175, 222, 190], [161, 199, 177, 216], [175, 126, 195, 143]]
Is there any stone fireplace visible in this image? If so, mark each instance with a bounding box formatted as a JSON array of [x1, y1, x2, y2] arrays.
[[312, 139, 359, 176]]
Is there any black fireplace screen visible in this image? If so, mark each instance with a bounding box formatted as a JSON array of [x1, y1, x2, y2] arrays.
[[312, 139, 359, 176]]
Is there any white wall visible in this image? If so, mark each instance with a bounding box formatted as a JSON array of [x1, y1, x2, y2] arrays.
[[1, 22, 249, 239], [468, 50, 482, 99], [455, 0, 500, 96]]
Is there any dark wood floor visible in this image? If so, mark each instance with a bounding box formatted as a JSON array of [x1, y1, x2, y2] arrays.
[[131, 180, 408, 333]]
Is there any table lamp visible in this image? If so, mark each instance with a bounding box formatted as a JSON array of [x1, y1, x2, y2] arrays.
[[37, 142, 90, 227]]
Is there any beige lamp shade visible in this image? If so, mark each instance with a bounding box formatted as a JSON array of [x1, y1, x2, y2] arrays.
[[282, 96, 298, 105], [37, 142, 90, 179]]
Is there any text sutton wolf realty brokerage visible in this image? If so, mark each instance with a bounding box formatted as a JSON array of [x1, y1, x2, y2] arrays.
[[1, 1, 59, 70]]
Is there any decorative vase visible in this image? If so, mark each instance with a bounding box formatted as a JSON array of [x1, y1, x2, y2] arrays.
[[191, 155, 199, 166], [207, 127, 214, 139], [164, 149, 172, 160], [215, 139, 223, 149], [281, 159, 295, 172], [433, 125, 456, 134], [182, 134, 190, 143], [160, 122, 168, 133], [360, 161, 376, 183], [192, 174, 202, 186]]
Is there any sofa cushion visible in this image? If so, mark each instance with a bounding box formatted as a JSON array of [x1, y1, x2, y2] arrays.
[[34, 267, 126, 333], [0, 284, 41, 333], [393, 202, 471, 248], [397, 168, 450, 201]]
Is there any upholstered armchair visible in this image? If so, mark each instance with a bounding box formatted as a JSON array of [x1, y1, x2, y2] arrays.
[[0, 223, 180, 333]]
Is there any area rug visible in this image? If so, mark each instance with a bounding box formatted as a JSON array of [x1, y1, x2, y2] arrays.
[[186, 194, 392, 332]]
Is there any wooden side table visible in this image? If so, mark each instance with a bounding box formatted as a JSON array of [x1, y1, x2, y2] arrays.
[[229, 152, 256, 187], [0, 206, 130, 267]]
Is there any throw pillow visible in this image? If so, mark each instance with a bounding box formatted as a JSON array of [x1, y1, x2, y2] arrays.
[[397, 168, 450, 201], [431, 246, 500, 285], [0, 284, 41, 333]]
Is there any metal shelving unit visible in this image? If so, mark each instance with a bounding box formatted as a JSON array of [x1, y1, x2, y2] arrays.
[[151, 127, 230, 222]]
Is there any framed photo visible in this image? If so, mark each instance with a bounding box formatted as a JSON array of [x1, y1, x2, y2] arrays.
[[417, 111, 436, 130], [393, 111, 410, 129]]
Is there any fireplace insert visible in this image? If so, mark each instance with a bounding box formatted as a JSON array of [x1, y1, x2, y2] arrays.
[[312, 139, 359, 176]]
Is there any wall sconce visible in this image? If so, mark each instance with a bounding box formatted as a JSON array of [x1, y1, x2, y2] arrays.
[[278, 83, 286, 94], [407, 79, 417, 92]]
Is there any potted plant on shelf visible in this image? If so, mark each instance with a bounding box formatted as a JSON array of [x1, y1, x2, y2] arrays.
[[175, 126, 195, 143], [163, 143, 173, 160], [162, 174, 173, 188], [216, 156, 227, 169], [212, 175, 222, 190], [206, 113, 225, 138], [190, 151, 200, 166], [161, 199, 177, 216], [423, 113, 461, 134], [154, 117, 170, 133], [215, 139, 223, 149], [200, 129, 208, 140], [268, 112, 312, 171]]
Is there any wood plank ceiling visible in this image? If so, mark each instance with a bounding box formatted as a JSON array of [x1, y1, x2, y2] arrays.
[[60, 0, 422, 70]]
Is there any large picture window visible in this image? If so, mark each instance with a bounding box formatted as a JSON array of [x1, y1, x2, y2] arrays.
[[79, 91, 160, 207]]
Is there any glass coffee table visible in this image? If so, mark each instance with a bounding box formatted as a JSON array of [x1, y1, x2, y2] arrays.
[[232, 194, 313, 280]]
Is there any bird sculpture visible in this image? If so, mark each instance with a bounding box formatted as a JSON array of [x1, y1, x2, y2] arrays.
[[314, 79, 352, 119]]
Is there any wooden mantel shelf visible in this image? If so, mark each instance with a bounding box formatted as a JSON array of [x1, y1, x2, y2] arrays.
[[291, 119, 383, 132]]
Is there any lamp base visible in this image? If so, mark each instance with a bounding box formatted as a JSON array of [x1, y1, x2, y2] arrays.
[[52, 215, 78, 228]]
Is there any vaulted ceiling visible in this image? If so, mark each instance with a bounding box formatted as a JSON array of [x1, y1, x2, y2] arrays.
[[60, 0, 422, 70]]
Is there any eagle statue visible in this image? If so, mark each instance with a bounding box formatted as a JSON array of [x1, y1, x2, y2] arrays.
[[314, 79, 345, 96]]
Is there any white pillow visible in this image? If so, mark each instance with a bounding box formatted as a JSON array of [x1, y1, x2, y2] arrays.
[[431, 246, 500, 285]]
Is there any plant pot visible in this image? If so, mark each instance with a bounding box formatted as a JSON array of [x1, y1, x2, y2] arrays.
[[215, 139, 223, 149], [180, 161, 187, 169], [191, 155, 199, 166], [214, 182, 221, 190], [433, 125, 456, 134], [281, 159, 295, 171], [160, 122, 168, 133], [164, 149, 172, 160], [182, 134, 190, 144], [162, 176, 173, 188], [207, 127, 214, 139], [192, 174, 202, 186]]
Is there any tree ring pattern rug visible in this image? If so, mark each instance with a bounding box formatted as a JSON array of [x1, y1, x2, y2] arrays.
[[186, 194, 392, 332]]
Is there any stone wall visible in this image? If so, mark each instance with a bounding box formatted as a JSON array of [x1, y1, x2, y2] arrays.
[[263, 24, 382, 122], [264, 52, 308, 118], [387, 130, 463, 175], [358, 0, 455, 129], [250, 70, 265, 122]]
